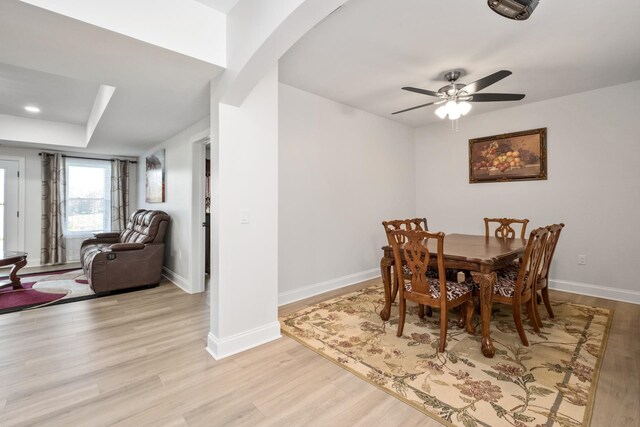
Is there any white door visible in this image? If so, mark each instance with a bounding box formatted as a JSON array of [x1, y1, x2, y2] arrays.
[[0, 160, 20, 252]]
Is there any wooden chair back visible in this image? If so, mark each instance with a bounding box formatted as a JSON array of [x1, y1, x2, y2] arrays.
[[484, 217, 530, 239], [382, 218, 428, 246], [491, 226, 548, 346], [389, 229, 445, 303], [539, 223, 565, 282], [514, 226, 549, 301]]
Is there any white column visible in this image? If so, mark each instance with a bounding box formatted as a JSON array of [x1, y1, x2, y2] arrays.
[[207, 65, 280, 359], [207, 0, 350, 359]]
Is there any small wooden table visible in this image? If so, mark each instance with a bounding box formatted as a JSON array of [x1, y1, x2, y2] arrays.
[[0, 251, 28, 290], [380, 234, 526, 358]]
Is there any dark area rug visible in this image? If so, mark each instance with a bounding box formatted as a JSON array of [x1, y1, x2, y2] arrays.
[[0, 268, 159, 314], [0, 269, 84, 314]]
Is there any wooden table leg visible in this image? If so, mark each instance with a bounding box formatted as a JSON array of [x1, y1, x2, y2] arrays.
[[380, 256, 392, 321], [471, 271, 496, 358], [9, 257, 27, 290]]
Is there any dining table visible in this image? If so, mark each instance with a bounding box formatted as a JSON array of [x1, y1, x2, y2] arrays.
[[380, 233, 527, 358]]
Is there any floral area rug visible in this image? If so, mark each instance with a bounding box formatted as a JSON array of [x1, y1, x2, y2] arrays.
[[280, 285, 612, 427]]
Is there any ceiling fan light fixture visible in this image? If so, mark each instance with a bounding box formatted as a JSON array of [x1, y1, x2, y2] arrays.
[[448, 109, 461, 121], [394, 69, 524, 120], [435, 106, 448, 119], [458, 101, 472, 115], [488, 0, 539, 20], [434, 100, 470, 120]]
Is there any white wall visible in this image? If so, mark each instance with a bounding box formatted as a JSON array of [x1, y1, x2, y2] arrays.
[[137, 117, 210, 291], [414, 80, 640, 303], [205, 0, 358, 360], [278, 84, 416, 304], [208, 65, 280, 359]]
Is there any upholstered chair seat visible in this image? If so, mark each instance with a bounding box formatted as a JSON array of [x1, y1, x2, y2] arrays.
[[494, 273, 530, 298], [404, 278, 473, 300]]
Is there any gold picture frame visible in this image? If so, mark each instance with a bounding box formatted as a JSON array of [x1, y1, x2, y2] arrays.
[[469, 127, 547, 183]]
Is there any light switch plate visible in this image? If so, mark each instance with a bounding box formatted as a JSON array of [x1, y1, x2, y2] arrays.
[[240, 209, 249, 224]]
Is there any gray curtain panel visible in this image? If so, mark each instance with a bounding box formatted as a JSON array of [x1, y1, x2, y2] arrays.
[[111, 159, 130, 232], [41, 153, 66, 265]]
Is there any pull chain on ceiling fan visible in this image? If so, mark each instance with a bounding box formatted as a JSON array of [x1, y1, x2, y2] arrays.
[[392, 70, 525, 120]]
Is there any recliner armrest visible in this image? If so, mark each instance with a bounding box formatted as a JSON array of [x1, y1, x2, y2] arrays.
[[81, 237, 120, 250], [94, 232, 121, 239], [109, 243, 146, 252]]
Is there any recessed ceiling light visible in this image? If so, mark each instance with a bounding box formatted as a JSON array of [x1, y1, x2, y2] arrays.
[[24, 105, 41, 113]]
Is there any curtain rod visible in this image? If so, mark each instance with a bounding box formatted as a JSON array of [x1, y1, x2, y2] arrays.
[[39, 152, 138, 164]]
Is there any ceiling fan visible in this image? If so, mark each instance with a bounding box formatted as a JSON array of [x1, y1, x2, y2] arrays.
[[392, 70, 525, 120]]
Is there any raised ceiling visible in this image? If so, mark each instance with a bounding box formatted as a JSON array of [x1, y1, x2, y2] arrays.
[[0, 63, 99, 125], [0, 1, 224, 156], [280, 0, 640, 127]]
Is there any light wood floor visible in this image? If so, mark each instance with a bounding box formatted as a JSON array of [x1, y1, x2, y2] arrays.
[[0, 278, 638, 426]]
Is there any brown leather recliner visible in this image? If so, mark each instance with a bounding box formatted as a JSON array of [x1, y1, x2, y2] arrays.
[[80, 209, 170, 293]]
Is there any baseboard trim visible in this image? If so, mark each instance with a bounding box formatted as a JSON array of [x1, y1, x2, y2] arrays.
[[549, 279, 640, 305], [278, 268, 380, 306], [162, 267, 193, 294], [206, 321, 281, 360]]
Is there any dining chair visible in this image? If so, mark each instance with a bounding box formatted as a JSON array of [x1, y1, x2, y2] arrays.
[[483, 217, 530, 279], [382, 218, 432, 308], [453, 218, 530, 286], [484, 217, 530, 239], [382, 218, 433, 318], [533, 223, 565, 327], [382, 218, 428, 236], [390, 229, 475, 352], [492, 226, 548, 346]]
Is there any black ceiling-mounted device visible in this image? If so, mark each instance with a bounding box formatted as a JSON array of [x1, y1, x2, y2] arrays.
[[488, 0, 539, 20]]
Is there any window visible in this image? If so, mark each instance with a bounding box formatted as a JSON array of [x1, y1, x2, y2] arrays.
[[64, 159, 111, 236], [0, 168, 4, 250]]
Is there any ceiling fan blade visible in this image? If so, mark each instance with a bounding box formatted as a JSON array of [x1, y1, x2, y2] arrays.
[[461, 70, 512, 94], [469, 93, 525, 102], [402, 87, 442, 97], [392, 101, 438, 115]]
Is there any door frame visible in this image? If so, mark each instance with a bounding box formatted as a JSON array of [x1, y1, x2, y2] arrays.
[[189, 135, 211, 294], [0, 155, 26, 252]]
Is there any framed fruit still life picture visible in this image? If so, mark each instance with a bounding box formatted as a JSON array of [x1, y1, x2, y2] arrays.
[[469, 128, 547, 183]]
